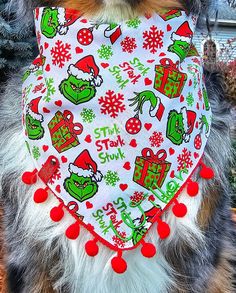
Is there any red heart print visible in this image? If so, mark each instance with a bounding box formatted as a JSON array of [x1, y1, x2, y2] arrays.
[[196, 103, 200, 110], [159, 52, 166, 57], [189, 79, 193, 86], [129, 139, 137, 148], [170, 170, 175, 178], [86, 201, 93, 209], [44, 42, 49, 49], [144, 123, 152, 131], [61, 156, 68, 163], [37, 76, 43, 81], [147, 59, 155, 63], [169, 148, 175, 155], [55, 100, 62, 107], [123, 162, 131, 170], [55, 185, 61, 193], [75, 47, 83, 54], [43, 107, 50, 113], [101, 63, 109, 69], [119, 184, 128, 191], [167, 24, 172, 31], [180, 95, 184, 102], [45, 64, 50, 72], [80, 19, 87, 23], [42, 145, 49, 152], [144, 78, 152, 86], [195, 121, 199, 129], [85, 135, 92, 143], [194, 152, 199, 159], [148, 195, 155, 202]]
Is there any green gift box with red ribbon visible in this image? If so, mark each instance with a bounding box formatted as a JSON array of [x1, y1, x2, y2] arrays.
[[154, 58, 187, 98], [48, 110, 83, 153], [133, 148, 171, 190]]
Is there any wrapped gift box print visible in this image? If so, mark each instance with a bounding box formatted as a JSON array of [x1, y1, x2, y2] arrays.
[[48, 110, 83, 153], [159, 9, 182, 21], [133, 148, 171, 191], [154, 58, 187, 98]]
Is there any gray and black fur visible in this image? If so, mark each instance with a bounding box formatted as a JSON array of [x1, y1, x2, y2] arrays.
[[0, 1, 235, 292]]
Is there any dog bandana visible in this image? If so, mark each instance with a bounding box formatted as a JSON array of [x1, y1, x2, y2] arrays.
[[22, 7, 214, 273]]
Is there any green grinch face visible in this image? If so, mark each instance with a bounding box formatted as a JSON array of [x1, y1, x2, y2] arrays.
[[168, 40, 190, 62], [166, 110, 184, 145], [59, 75, 96, 105], [41, 8, 59, 38], [26, 114, 44, 140], [64, 173, 98, 202]]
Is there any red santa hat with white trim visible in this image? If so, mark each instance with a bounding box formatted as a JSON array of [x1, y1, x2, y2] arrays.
[[57, 8, 81, 35], [26, 97, 43, 122], [69, 150, 103, 182], [181, 107, 197, 142], [171, 21, 193, 43], [68, 55, 103, 87]]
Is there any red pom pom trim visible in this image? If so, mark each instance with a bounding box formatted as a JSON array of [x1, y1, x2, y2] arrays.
[[85, 240, 99, 257], [199, 165, 214, 180], [33, 188, 48, 203], [157, 221, 170, 239], [187, 180, 199, 197], [50, 204, 64, 222], [172, 202, 187, 217], [111, 254, 127, 274], [65, 222, 80, 240], [141, 242, 156, 258], [22, 169, 37, 185]]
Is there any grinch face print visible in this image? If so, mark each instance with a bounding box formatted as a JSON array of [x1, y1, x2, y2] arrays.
[[25, 97, 44, 140], [64, 150, 103, 202], [59, 55, 103, 105]]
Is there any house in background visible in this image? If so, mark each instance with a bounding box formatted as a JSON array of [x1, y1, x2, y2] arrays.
[[193, 0, 236, 63]]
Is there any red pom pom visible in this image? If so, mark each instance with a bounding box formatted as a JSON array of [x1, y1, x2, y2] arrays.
[[141, 243, 156, 258], [172, 203, 187, 217], [33, 188, 48, 203], [50, 205, 64, 222], [65, 222, 80, 240], [200, 166, 214, 180], [157, 221, 170, 239], [85, 240, 99, 257], [22, 170, 37, 185], [187, 181, 199, 197], [111, 256, 127, 274]]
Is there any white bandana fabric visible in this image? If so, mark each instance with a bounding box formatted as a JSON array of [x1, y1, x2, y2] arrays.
[[22, 7, 212, 250]]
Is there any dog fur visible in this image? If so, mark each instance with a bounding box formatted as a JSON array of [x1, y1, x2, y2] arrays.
[[0, 0, 235, 292]]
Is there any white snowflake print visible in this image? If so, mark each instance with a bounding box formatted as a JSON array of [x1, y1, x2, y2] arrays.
[[97, 44, 113, 60], [130, 191, 145, 204], [48, 168, 61, 184], [120, 36, 137, 53], [80, 108, 96, 123], [51, 40, 71, 68], [149, 131, 164, 147], [112, 231, 127, 248], [126, 17, 141, 29], [98, 90, 126, 118], [177, 148, 193, 171], [143, 25, 164, 54], [104, 170, 120, 187]]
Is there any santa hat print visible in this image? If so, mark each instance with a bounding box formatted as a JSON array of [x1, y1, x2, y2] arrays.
[[57, 8, 81, 35], [181, 107, 197, 142], [26, 97, 43, 122], [171, 21, 193, 43], [69, 150, 103, 182], [68, 55, 103, 87]]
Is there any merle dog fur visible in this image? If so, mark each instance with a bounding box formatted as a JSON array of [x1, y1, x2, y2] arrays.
[[0, 0, 235, 292]]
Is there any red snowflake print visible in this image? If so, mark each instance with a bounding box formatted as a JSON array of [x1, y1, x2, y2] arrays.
[[112, 231, 127, 248], [120, 36, 137, 53], [177, 148, 193, 171], [51, 40, 71, 68], [130, 191, 145, 204], [149, 131, 164, 147], [33, 83, 44, 93], [98, 90, 126, 118], [48, 168, 61, 184], [143, 25, 164, 54]]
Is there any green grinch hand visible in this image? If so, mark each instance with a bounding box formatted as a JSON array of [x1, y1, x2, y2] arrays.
[[129, 90, 159, 116], [199, 115, 210, 135], [41, 8, 60, 38]]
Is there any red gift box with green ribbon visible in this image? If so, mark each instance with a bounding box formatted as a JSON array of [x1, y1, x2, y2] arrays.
[[159, 9, 182, 21], [133, 148, 171, 190], [48, 110, 83, 153], [154, 58, 187, 98]]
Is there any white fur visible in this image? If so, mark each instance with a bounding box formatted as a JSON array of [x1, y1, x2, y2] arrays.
[[68, 65, 94, 82]]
